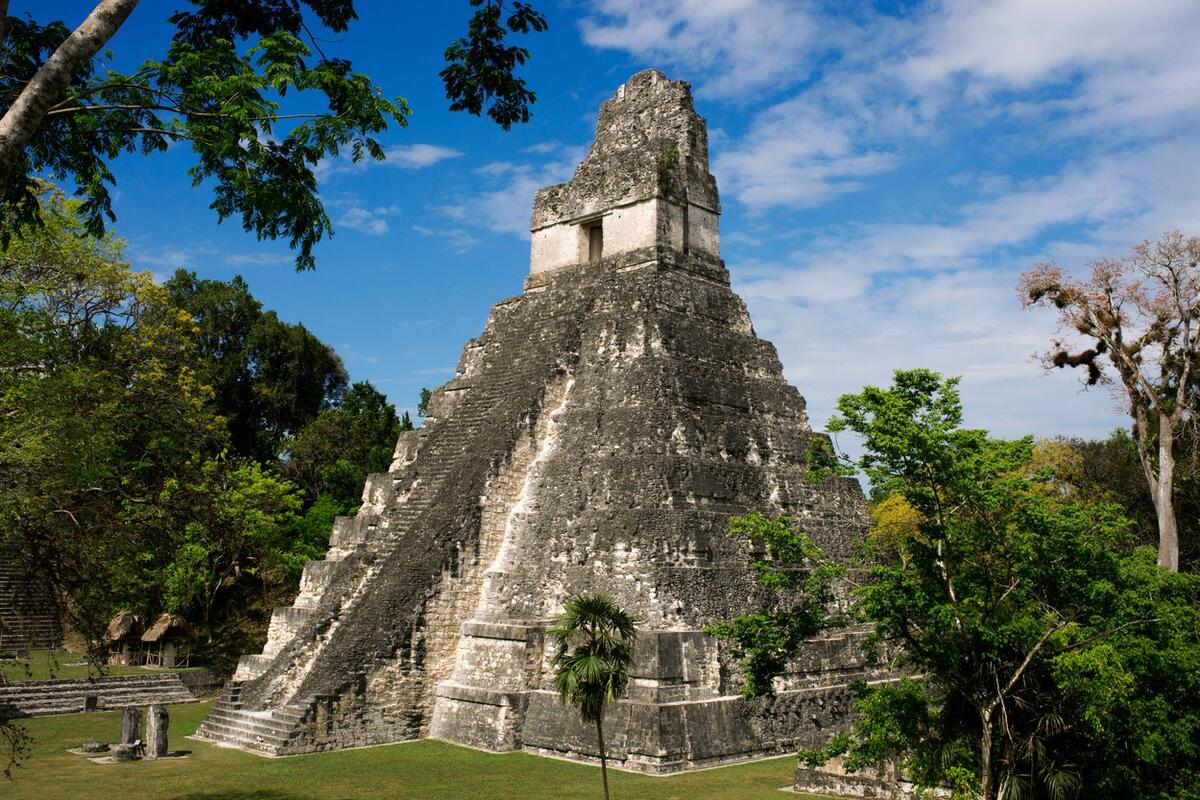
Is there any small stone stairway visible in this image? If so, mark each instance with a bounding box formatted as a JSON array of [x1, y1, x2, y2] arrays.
[[0, 547, 63, 651], [194, 682, 307, 755], [0, 673, 196, 716]]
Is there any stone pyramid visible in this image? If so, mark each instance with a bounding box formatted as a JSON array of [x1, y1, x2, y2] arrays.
[[197, 69, 874, 772]]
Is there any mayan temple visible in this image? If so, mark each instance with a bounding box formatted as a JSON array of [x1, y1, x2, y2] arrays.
[[197, 69, 876, 772]]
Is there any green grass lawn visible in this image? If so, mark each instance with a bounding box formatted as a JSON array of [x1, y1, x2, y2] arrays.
[[1, 650, 203, 683], [4, 701, 827, 800]]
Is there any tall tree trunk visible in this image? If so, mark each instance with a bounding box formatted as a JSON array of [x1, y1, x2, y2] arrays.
[[0, 0, 140, 192], [596, 713, 610, 800], [1157, 417, 1180, 571], [979, 706, 996, 800]]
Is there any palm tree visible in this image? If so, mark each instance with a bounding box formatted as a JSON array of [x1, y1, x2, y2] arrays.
[[549, 594, 639, 800]]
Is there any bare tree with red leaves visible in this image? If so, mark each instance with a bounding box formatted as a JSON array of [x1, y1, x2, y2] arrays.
[[1019, 231, 1200, 572]]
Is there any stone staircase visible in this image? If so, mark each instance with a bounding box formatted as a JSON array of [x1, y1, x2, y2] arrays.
[[0, 547, 62, 651], [207, 360, 528, 749], [0, 673, 196, 717], [194, 683, 308, 755]]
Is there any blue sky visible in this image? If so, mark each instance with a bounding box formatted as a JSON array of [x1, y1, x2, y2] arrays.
[[31, 1, 1200, 441]]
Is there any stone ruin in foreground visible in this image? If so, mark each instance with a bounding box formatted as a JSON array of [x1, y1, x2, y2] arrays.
[[197, 69, 881, 772]]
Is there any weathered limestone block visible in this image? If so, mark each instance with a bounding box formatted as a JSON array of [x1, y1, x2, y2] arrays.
[[145, 704, 168, 758], [119, 705, 140, 745]]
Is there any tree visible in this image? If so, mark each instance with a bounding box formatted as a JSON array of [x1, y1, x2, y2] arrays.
[[282, 380, 400, 508], [0, 189, 319, 672], [165, 269, 347, 461], [1064, 429, 1200, 572], [0, 188, 225, 645], [0, 1, 547, 269], [550, 594, 639, 800], [789, 369, 1199, 800], [1020, 232, 1200, 571]]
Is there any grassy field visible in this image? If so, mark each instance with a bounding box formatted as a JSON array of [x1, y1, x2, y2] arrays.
[[5, 701, 825, 800], [1, 650, 203, 683]]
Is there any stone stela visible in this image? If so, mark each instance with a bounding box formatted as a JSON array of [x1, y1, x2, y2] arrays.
[[196, 69, 879, 773]]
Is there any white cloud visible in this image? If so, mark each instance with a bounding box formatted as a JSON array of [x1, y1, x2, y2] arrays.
[[315, 143, 462, 179], [337, 205, 400, 236], [525, 140, 562, 155], [225, 252, 293, 267], [713, 92, 903, 208], [580, 0, 828, 96], [733, 137, 1200, 440], [901, 0, 1200, 135], [903, 0, 1197, 88], [438, 146, 586, 240], [131, 242, 219, 270], [412, 224, 479, 254]]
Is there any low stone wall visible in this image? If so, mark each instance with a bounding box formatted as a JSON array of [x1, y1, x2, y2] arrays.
[[519, 684, 857, 774], [794, 759, 950, 799], [0, 672, 204, 716], [176, 669, 226, 698]]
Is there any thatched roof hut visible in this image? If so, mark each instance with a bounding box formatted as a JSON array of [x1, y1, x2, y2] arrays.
[[141, 613, 194, 643], [103, 610, 143, 643]]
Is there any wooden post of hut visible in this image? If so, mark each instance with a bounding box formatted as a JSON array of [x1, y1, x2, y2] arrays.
[[140, 614, 194, 668]]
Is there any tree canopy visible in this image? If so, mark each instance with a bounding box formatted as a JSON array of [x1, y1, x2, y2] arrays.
[[1020, 231, 1200, 571], [719, 370, 1200, 800], [0, 189, 408, 671], [0, 1, 547, 269]]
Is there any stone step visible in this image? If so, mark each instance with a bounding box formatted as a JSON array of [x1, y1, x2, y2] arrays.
[[0, 684, 197, 704], [0, 673, 197, 716], [203, 709, 297, 737], [194, 721, 291, 753], [0, 674, 191, 696]]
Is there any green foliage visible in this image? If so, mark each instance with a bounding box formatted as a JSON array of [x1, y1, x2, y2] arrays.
[[156, 457, 305, 617], [0, 192, 373, 672], [3, 2, 546, 269], [809, 369, 1200, 800], [418, 386, 433, 418], [707, 513, 844, 696], [282, 381, 400, 507], [1, 190, 225, 645], [550, 593, 638, 800], [289, 493, 352, 553], [1065, 429, 1199, 571], [441, 0, 549, 130], [165, 269, 348, 462], [2, 4, 407, 269]]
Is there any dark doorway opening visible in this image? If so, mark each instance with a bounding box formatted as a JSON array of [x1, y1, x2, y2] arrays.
[[587, 221, 603, 262]]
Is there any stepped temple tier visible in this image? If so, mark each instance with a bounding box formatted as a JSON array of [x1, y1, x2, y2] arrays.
[[197, 69, 876, 772]]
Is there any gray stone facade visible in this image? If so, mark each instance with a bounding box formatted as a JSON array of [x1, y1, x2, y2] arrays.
[[196, 69, 877, 772]]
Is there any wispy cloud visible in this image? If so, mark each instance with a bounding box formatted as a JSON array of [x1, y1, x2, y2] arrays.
[[130, 242, 219, 270], [338, 204, 401, 236], [412, 223, 478, 254], [437, 146, 586, 240], [225, 252, 293, 267], [315, 143, 463, 179], [580, 0, 831, 97]]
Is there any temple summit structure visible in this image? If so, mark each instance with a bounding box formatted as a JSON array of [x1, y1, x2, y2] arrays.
[[197, 69, 877, 772]]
